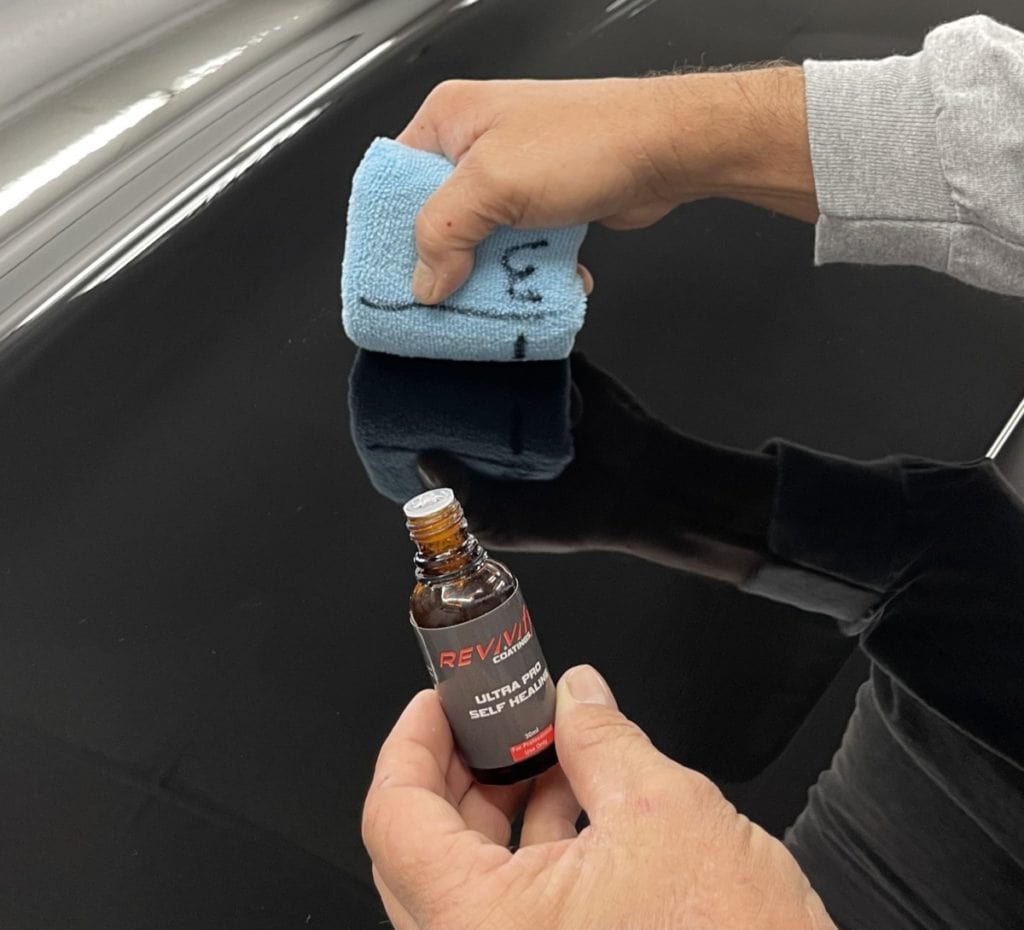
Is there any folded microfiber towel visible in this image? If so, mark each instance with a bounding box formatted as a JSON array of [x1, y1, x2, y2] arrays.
[[341, 137, 588, 362], [348, 350, 574, 503]]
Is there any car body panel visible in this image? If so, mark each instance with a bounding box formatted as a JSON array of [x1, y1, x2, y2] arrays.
[[2, 0, 1023, 925]]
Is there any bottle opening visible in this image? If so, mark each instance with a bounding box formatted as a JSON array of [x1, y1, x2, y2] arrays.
[[404, 487, 455, 520], [404, 488, 483, 577]]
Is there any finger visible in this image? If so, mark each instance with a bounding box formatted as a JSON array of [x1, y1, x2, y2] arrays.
[[397, 80, 477, 158], [362, 691, 509, 900], [443, 749, 528, 846], [418, 450, 593, 553], [577, 263, 594, 296], [397, 104, 442, 154], [372, 864, 420, 930], [554, 665, 668, 825], [442, 737, 474, 807], [520, 764, 581, 846], [368, 689, 453, 799], [412, 165, 501, 303], [568, 352, 653, 421], [457, 780, 530, 846]]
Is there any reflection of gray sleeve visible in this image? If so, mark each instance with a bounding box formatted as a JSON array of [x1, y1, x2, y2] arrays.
[[804, 15, 1024, 297]]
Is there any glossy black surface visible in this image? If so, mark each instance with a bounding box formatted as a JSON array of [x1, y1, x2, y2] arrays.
[[3, 0, 1024, 926]]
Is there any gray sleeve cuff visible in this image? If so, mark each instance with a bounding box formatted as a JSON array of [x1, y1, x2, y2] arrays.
[[804, 54, 957, 274]]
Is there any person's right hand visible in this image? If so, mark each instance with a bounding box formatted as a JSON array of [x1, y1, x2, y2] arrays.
[[363, 664, 836, 930], [397, 69, 816, 303]]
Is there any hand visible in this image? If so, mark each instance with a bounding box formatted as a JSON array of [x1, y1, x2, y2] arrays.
[[362, 664, 835, 929], [397, 69, 816, 303], [416, 354, 666, 553]]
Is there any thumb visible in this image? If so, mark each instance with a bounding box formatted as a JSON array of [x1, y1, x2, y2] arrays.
[[554, 665, 669, 824], [412, 160, 504, 304]]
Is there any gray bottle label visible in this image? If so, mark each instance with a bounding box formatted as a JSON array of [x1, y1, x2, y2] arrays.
[[411, 585, 555, 771]]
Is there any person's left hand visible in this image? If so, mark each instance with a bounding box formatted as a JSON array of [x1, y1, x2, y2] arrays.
[[362, 664, 834, 929]]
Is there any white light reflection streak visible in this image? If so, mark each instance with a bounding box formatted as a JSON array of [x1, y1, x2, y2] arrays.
[[988, 394, 1024, 459], [84, 107, 323, 289], [0, 94, 170, 219], [0, 33, 272, 221], [628, 0, 659, 18], [170, 44, 250, 94], [12, 37, 397, 333]]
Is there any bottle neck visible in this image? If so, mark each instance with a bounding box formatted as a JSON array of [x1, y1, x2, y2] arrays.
[[407, 498, 485, 580]]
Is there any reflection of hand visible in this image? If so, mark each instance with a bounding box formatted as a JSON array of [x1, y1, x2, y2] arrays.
[[398, 71, 816, 303], [417, 353, 655, 551], [363, 664, 834, 930], [418, 354, 775, 583]]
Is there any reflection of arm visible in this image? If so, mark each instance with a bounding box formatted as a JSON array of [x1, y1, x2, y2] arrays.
[[768, 444, 1024, 930], [424, 354, 1024, 923], [807, 15, 1024, 297], [420, 355, 878, 608], [429, 357, 1024, 761], [422, 351, 1024, 748], [762, 442, 1024, 768], [418, 354, 781, 585]]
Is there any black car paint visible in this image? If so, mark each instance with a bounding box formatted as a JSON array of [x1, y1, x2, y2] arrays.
[[2, 0, 1024, 925]]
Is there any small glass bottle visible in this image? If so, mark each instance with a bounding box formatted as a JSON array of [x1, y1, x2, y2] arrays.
[[405, 488, 557, 785]]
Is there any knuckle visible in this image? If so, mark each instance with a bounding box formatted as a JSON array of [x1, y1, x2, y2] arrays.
[[360, 795, 386, 855], [417, 174, 505, 251], [361, 792, 423, 872], [682, 766, 728, 811], [460, 159, 520, 219], [428, 78, 474, 108], [414, 202, 463, 261], [671, 765, 741, 840], [571, 713, 651, 757], [413, 849, 479, 929], [457, 153, 501, 187]]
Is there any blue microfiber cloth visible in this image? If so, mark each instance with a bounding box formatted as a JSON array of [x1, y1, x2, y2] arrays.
[[341, 137, 588, 362], [348, 350, 574, 502]]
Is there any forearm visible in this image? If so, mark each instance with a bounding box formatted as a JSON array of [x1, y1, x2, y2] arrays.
[[659, 16, 1024, 298]]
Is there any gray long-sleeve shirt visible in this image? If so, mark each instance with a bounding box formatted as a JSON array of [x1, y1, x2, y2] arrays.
[[805, 15, 1024, 298]]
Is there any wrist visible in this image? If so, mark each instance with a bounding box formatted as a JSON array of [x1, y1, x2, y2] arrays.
[[654, 67, 818, 221]]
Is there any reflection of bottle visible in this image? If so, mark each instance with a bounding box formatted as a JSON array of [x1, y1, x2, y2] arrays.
[[405, 488, 557, 785]]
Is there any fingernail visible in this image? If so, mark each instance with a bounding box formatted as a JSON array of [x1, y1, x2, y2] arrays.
[[412, 261, 436, 303], [564, 665, 614, 706]]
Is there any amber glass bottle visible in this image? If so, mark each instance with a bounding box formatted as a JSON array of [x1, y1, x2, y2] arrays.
[[405, 488, 557, 785]]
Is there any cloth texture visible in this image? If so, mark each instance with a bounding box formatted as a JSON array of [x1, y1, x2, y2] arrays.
[[805, 15, 1024, 297], [756, 441, 1024, 930], [341, 138, 588, 362], [348, 351, 573, 503]]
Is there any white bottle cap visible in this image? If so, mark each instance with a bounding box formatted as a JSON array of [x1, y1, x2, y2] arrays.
[[403, 487, 455, 519]]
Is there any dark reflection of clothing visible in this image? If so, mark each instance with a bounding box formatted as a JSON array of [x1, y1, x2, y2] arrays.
[[408, 362, 1023, 930], [349, 351, 1024, 927], [352, 352, 860, 786], [758, 446, 1024, 930]]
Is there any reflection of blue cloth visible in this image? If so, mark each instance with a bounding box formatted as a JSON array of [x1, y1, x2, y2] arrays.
[[341, 138, 587, 362], [348, 351, 573, 502]]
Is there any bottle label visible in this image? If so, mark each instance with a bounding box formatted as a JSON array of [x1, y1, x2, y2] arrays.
[[410, 584, 556, 772]]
